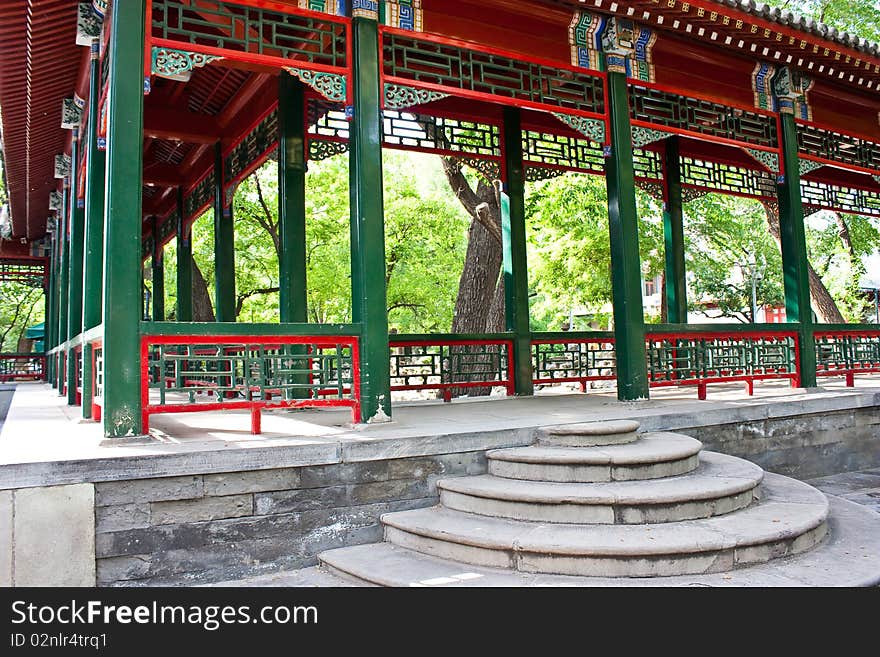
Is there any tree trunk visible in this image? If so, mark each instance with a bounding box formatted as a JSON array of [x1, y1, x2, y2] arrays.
[[761, 202, 845, 323], [833, 212, 857, 262], [440, 157, 506, 397], [451, 218, 503, 334], [191, 256, 215, 322], [487, 275, 506, 333]]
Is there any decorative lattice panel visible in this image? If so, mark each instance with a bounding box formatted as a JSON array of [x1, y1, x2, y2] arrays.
[[532, 338, 616, 384], [383, 32, 605, 116], [0, 355, 45, 382], [0, 259, 47, 286], [389, 340, 511, 395], [151, 0, 348, 69], [383, 111, 501, 158], [226, 110, 279, 185], [522, 131, 604, 175], [185, 172, 215, 220], [146, 340, 356, 404], [797, 123, 880, 173], [815, 332, 880, 373], [646, 333, 797, 383], [634, 148, 663, 182], [308, 99, 349, 141], [680, 157, 777, 200], [800, 179, 880, 217], [629, 84, 777, 150]]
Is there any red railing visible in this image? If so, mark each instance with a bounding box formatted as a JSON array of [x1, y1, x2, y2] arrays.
[[141, 333, 360, 434], [645, 327, 801, 399], [0, 353, 46, 382]]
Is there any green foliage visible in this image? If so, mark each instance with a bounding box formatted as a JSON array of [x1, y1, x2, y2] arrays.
[[783, 0, 880, 42], [382, 152, 471, 333], [186, 151, 470, 331], [524, 173, 664, 331], [0, 281, 44, 351], [806, 211, 880, 321], [684, 194, 784, 322]]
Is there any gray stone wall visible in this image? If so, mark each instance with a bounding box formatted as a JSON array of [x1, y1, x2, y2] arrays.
[[681, 406, 880, 480], [95, 452, 487, 586]]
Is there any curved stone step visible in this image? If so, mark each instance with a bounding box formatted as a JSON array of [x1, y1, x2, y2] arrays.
[[488, 432, 702, 482], [382, 472, 828, 578], [441, 452, 760, 524], [537, 419, 640, 447], [318, 495, 880, 586]]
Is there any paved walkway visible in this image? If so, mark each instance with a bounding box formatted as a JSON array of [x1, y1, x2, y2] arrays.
[[808, 468, 880, 516]]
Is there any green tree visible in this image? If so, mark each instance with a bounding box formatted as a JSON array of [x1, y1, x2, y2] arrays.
[[685, 194, 784, 323], [524, 172, 665, 331], [186, 151, 470, 331]]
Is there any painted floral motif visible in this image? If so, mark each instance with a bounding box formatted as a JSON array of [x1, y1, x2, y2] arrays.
[[54, 154, 71, 179], [152, 48, 223, 81], [284, 68, 347, 103], [309, 140, 350, 162], [630, 126, 668, 149], [746, 148, 780, 173], [384, 84, 450, 110], [553, 113, 606, 145], [76, 3, 102, 47], [61, 95, 86, 130]]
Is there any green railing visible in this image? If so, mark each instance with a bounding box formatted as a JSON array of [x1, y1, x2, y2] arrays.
[[390, 333, 514, 401], [814, 325, 880, 386], [645, 326, 800, 398], [531, 331, 616, 391]]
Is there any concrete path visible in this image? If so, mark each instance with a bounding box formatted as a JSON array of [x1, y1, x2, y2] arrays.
[[0, 384, 14, 436], [808, 468, 880, 515]]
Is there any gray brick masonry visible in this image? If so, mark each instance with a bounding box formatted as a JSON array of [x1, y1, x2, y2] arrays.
[[95, 452, 484, 586]]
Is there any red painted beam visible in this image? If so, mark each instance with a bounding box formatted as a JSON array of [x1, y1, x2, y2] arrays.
[[144, 107, 223, 144]]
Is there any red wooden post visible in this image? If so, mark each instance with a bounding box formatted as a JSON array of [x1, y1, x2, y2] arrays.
[[251, 407, 261, 435]]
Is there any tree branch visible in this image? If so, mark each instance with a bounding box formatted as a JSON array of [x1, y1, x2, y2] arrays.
[[253, 174, 280, 257], [235, 286, 280, 317]]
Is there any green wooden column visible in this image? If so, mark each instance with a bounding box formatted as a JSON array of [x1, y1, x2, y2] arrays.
[[82, 41, 106, 334], [603, 61, 649, 400], [151, 217, 165, 321], [176, 188, 193, 321], [349, 14, 391, 422], [67, 136, 85, 405], [213, 142, 236, 322], [101, 0, 146, 437], [501, 107, 534, 395], [662, 136, 687, 323], [81, 40, 107, 418], [278, 72, 308, 324], [57, 184, 70, 394], [774, 70, 816, 387], [47, 233, 57, 384]]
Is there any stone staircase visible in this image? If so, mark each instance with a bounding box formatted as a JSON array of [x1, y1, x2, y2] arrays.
[[318, 420, 880, 586]]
